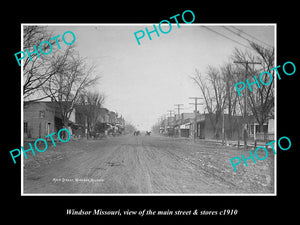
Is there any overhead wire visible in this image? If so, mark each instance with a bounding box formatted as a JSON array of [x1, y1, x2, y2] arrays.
[[222, 26, 254, 43], [201, 26, 252, 50], [229, 26, 273, 48]]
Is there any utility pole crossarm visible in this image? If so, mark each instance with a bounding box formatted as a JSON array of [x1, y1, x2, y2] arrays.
[[233, 61, 261, 64], [234, 61, 261, 77], [174, 104, 184, 120], [189, 97, 203, 113]]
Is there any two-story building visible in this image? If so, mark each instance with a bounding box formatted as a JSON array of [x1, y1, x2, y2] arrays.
[[24, 101, 75, 139]]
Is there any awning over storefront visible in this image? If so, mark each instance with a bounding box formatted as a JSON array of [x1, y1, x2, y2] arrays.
[[180, 123, 191, 129]]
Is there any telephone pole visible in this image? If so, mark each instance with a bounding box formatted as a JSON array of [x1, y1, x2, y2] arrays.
[[167, 110, 174, 136], [167, 110, 174, 119], [163, 114, 167, 134], [174, 104, 184, 120], [234, 61, 261, 151], [189, 97, 203, 140], [174, 104, 184, 137]]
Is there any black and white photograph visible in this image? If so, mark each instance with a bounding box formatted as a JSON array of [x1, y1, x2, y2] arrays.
[[4, 4, 299, 224], [21, 24, 276, 195]]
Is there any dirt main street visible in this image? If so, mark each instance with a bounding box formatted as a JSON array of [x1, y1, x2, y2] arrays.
[[23, 135, 274, 194]]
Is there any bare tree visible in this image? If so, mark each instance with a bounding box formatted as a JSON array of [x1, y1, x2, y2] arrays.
[[192, 66, 227, 138], [23, 26, 68, 102], [42, 50, 100, 128], [248, 42, 275, 132], [232, 42, 275, 134], [78, 91, 105, 137], [220, 63, 241, 139], [191, 41, 274, 143]]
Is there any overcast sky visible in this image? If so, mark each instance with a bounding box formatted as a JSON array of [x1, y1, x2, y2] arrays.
[[46, 24, 274, 131]]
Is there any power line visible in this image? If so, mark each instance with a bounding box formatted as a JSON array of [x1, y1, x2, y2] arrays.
[[223, 26, 272, 49], [229, 26, 273, 48], [222, 26, 254, 43], [202, 26, 252, 50]]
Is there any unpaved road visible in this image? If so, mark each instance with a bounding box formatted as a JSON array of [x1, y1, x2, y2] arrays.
[[23, 135, 274, 194]]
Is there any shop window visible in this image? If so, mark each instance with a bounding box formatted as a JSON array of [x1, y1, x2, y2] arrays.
[[39, 110, 45, 118], [24, 122, 28, 133]]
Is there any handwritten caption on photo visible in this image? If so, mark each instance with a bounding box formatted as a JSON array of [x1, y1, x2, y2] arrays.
[[52, 177, 104, 183]]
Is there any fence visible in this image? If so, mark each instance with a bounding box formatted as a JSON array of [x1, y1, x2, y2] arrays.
[[253, 133, 274, 142]]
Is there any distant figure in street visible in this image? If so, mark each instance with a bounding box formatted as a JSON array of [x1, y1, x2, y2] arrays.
[[134, 131, 140, 136], [145, 131, 151, 136]]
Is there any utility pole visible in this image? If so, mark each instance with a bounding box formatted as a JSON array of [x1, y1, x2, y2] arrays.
[[189, 97, 203, 140], [234, 61, 261, 151], [167, 110, 174, 119], [163, 114, 167, 134], [167, 110, 174, 136], [222, 107, 226, 145], [160, 115, 164, 134], [174, 104, 184, 137], [174, 104, 184, 120]]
